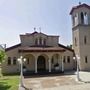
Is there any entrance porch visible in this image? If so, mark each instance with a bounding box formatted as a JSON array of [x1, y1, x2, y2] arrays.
[[18, 47, 66, 75], [22, 53, 65, 75]]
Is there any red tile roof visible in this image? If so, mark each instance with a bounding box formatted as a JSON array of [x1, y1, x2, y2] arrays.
[[5, 43, 74, 53], [58, 44, 74, 52], [5, 44, 21, 51], [18, 47, 66, 52], [70, 3, 90, 15]]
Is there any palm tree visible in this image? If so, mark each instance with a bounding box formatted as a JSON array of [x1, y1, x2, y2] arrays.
[[0, 50, 6, 77]]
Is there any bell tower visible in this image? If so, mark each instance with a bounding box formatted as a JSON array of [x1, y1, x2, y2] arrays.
[[70, 3, 90, 70]]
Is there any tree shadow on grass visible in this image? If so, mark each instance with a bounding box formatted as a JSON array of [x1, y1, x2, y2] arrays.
[[0, 81, 11, 90]]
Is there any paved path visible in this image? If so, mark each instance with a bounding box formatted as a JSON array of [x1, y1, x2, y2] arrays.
[[36, 84, 90, 90], [22, 71, 90, 90]]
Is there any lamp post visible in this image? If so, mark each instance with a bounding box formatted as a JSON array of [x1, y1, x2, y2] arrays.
[[73, 55, 80, 81], [18, 56, 26, 87]]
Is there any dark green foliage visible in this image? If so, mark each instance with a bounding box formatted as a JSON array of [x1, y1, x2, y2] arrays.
[[0, 50, 6, 64]]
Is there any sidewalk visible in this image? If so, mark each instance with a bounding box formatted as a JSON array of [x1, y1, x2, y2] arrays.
[[35, 71, 90, 90]]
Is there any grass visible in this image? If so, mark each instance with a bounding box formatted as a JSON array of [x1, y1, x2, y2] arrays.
[[0, 75, 19, 90]]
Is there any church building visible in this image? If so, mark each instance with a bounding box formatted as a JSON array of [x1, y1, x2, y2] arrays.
[[1, 3, 90, 74], [2, 31, 74, 74]]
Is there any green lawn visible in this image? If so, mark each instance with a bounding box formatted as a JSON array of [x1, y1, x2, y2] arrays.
[[0, 75, 19, 90]]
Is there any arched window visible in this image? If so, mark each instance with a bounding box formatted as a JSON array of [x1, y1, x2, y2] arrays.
[[35, 37, 46, 46], [81, 12, 84, 24], [44, 39, 46, 45], [73, 16, 75, 26], [39, 37, 42, 45], [7, 57, 11, 65]]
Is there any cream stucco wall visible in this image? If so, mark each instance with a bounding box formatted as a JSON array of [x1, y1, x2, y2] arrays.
[[20, 32, 59, 47], [2, 46, 20, 74]]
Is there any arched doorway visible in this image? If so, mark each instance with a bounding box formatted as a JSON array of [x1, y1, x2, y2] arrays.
[[24, 54, 35, 72], [37, 56, 46, 72]]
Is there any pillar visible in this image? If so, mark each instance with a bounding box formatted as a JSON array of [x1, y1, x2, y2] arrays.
[[62, 56, 64, 72], [48, 59, 51, 72], [35, 59, 37, 73]]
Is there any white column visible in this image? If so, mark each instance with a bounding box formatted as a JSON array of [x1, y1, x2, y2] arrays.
[[49, 59, 51, 72], [61, 56, 64, 72], [35, 59, 37, 73]]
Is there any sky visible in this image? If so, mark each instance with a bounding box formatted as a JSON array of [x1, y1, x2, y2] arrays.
[[0, 0, 90, 47]]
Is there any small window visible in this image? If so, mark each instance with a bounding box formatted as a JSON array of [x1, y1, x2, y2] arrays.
[[85, 56, 88, 63], [84, 36, 87, 44], [81, 12, 84, 24], [7, 57, 11, 65], [13, 57, 17, 65], [75, 37, 77, 46], [39, 37, 42, 45], [63, 56, 66, 63], [67, 56, 70, 63]]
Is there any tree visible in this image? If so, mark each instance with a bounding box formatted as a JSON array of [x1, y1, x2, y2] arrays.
[[0, 50, 6, 64], [0, 50, 6, 77], [67, 44, 72, 49]]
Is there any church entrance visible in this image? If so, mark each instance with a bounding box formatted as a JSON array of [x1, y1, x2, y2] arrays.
[[37, 56, 46, 72]]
